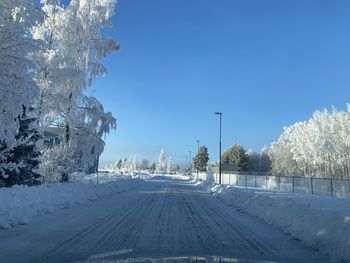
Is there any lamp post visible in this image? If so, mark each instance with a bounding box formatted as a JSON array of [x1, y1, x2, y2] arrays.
[[196, 140, 200, 179], [189, 150, 192, 175], [214, 112, 222, 184]]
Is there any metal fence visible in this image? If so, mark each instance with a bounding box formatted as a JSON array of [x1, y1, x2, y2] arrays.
[[193, 172, 350, 198]]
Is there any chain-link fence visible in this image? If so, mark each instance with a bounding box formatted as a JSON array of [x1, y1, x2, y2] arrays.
[[193, 172, 350, 198]]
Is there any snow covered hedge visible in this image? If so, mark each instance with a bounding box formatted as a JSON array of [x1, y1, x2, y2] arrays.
[[0, 173, 143, 229], [208, 184, 350, 262]]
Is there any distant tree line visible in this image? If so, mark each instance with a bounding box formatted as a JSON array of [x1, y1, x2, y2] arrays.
[[106, 150, 181, 174], [222, 105, 350, 180], [221, 144, 271, 173]]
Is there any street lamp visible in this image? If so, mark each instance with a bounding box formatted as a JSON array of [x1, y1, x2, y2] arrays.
[[196, 140, 200, 179], [214, 112, 222, 184], [189, 150, 192, 175]]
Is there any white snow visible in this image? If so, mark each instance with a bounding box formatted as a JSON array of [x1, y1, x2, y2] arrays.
[[206, 183, 350, 262], [0, 172, 145, 229], [0, 176, 328, 263]]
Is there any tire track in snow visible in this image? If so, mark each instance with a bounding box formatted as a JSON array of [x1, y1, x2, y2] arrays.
[[45, 181, 165, 258], [190, 187, 274, 255], [30, 177, 328, 263]]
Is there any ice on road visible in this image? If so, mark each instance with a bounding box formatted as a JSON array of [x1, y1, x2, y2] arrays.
[[0, 176, 328, 262]]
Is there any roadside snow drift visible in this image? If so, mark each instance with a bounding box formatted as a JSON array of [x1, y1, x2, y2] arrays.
[[209, 184, 350, 262], [0, 173, 144, 229]]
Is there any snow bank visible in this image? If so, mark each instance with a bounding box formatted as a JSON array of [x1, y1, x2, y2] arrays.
[[209, 185, 350, 262], [0, 173, 144, 229], [188, 178, 211, 187], [95, 170, 154, 180]]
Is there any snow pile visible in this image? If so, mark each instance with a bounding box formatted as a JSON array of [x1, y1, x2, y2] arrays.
[[188, 178, 212, 187], [132, 171, 154, 180], [0, 175, 144, 229], [70, 171, 128, 183], [210, 185, 350, 262]]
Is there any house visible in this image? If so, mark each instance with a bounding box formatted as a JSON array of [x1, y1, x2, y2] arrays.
[[43, 127, 62, 147], [209, 163, 239, 173]]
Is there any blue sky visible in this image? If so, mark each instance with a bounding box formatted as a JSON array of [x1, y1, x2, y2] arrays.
[[88, 0, 350, 165]]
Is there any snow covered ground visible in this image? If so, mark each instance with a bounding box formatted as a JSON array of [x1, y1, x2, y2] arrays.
[[0, 175, 327, 263], [0, 172, 147, 229], [206, 182, 350, 262]]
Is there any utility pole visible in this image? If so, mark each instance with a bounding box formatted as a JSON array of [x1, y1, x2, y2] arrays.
[[214, 112, 222, 184]]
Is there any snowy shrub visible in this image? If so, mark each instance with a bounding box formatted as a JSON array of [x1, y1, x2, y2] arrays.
[[38, 145, 76, 183]]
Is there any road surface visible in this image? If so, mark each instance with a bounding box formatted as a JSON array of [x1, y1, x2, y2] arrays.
[[0, 176, 328, 262]]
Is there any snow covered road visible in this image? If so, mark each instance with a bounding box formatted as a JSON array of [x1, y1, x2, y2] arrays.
[[0, 176, 328, 262]]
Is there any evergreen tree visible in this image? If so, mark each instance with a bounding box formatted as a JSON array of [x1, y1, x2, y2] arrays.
[[167, 158, 173, 174], [140, 159, 149, 170], [193, 145, 209, 172], [0, 0, 40, 178], [4, 106, 41, 186], [247, 149, 260, 172], [116, 159, 122, 169], [222, 144, 248, 171], [149, 163, 156, 172]]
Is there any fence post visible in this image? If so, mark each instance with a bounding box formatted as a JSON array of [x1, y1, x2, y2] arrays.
[[292, 177, 295, 192], [265, 175, 268, 190], [278, 176, 281, 191], [311, 177, 314, 195], [255, 175, 257, 188], [245, 174, 248, 189], [330, 178, 333, 197]]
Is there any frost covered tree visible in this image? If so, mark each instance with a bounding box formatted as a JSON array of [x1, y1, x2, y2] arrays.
[[32, 0, 118, 180], [69, 96, 116, 173], [131, 156, 138, 172], [32, 0, 119, 131], [193, 145, 209, 172], [0, 1, 41, 183], [119, 156, 137, 173], [269, 105, 350, 179], [39, 144, 76, 182], [167, 158, 173, 174], [156, 149, 166, 173], [0, 0, 119, 185]]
